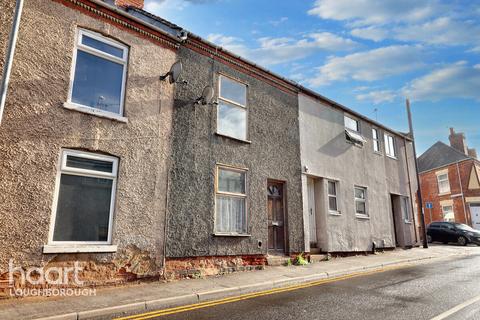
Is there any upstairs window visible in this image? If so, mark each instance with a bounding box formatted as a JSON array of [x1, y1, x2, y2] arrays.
[[344, 115, 366, 146], [344, 116, 359, 132], [68, 29, 128, 116], [437, 173, 451, 194], [372, 128, 381, 153], [50, 150, 118, 244], [384, 134, 396, 158], [354, 186, 368, 217], [217, 75, 247, 141], [215, 166, 248, 234]]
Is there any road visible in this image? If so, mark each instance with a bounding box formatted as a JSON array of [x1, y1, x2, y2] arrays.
[[122, 253, 480, 320]]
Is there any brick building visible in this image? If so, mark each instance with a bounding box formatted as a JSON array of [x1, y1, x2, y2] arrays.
[[418, 129, 480, 229]]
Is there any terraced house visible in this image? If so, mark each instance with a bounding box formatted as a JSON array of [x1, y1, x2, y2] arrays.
[[0, 0, 421, 287]]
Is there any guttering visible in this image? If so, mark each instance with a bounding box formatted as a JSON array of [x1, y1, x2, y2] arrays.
[[0, 0, 24, 125], [77, 0, 181, 45]]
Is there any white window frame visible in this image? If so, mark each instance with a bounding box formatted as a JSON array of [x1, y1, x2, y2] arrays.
[[47, 149, 118, 247], [344, 115, 359, 132], [442, 205, 454, 222], [372, 128, 381, 153], [437, 173, 451, 194], [66, 29, 129, 118], [354, 186, 368, 217], [327, 180, 339, 214], [214, 165, 248, 235], [384, 133, 397, 158], [402, 197, 411, 223], [217, 74, 248, 141]]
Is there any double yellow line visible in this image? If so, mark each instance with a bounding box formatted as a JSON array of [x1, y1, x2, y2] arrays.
[[116, 264, 409, 320]]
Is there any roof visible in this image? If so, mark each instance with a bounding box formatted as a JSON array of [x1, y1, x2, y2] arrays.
[[418, 141, 472, 173], [99, 1, 412, 140]]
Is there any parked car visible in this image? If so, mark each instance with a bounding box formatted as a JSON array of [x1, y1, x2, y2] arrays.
[[427, 222, 480, 246]]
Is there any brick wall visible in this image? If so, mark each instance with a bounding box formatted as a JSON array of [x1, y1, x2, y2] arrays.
[[419, 159, 480, 226], [115, 0, 144, 8]]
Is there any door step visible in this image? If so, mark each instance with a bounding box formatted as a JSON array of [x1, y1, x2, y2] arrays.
[[309, 254, 328, 263], [266, 255, 290, 266]]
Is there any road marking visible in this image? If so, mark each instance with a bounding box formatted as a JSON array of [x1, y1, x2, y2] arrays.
[[115, 264, 411, 320], [430, 294, 480, 320]]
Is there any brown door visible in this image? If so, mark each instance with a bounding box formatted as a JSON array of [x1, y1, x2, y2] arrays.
[[267, 181, 286, 253]]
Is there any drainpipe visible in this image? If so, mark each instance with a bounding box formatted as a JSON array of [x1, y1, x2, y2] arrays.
[[0, 0, 24, 125], [456, 162, 468, 225], [406, 99, 428, 248]]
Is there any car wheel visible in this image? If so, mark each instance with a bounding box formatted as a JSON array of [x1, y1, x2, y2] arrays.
[[457, 236, 468, 246], [443, 241, 448, 244], [426, 235, 432, 243]]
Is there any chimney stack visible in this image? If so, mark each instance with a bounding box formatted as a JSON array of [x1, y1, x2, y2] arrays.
[[115, 0, 144, 9], [468, 148, 478, 159], [449, 127, 469, 155]]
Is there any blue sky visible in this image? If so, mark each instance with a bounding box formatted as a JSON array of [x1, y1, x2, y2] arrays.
[[144, 0, 480, 154]]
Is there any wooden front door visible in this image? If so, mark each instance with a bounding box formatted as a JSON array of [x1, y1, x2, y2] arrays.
[[267, 181, 286, 253]]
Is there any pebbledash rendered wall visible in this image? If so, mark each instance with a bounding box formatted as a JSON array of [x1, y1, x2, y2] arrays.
[[0, 0, 177, 286], [299, 94, 419, 253], [164, 45, 305, 278]]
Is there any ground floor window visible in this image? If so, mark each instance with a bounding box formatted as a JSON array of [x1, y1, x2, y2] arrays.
[[402, 197, 411, 222], [354, 186, 368, 216], [215, 166, 247, 234], [327, 180, 338, 212], [442, 205, 454, 222], [50, 149, 118, 243]]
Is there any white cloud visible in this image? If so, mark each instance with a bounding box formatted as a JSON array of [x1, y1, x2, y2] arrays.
[[350, 26, 388, 42], [206, 32, 359, 66], [308, 0, 439, 25], [394, 17, 480, 46], [356, 89, 397, 104], [309, 45, 424, 86], [404, 61, 480, 101]]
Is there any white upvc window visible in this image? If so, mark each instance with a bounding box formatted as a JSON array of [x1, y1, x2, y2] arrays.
[[437, 173, 451, 194], [48, 149, 118, 245], [372, 128, 381, 153], [67, 29, 129, 116], [344, 115, 359, 132], [442, 205, 454, 222], [215, 166, 248, 234], [327, 180, 339, 213], [354, 186, 368, 217], [217, 75, 248, 141], [402, 197, 411, 222], [384, 133, 396, 158]]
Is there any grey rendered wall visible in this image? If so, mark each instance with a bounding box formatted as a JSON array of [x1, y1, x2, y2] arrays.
[[166, 46, 304, 258], [299, 94, 417, 252], [0, 0, 176, 278]]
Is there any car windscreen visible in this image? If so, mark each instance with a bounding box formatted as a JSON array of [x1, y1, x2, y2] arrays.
[[455, 224, 476, 232]]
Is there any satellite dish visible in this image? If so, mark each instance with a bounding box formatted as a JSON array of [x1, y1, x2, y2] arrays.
[[160, 61, 183, 84], [196, 85, 214, 105]]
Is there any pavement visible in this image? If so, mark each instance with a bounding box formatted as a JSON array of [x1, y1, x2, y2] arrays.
[[0, 245, 478, 320]]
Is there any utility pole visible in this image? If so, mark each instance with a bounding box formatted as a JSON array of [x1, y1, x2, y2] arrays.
[[406, 99, 428, 248], [0, 0, 24, 125]]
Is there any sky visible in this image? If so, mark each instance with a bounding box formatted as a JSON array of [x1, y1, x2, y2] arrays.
[[144, 0, 480, 155]]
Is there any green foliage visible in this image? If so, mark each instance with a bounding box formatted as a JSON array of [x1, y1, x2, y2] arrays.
[[294, 253, 308, 266]]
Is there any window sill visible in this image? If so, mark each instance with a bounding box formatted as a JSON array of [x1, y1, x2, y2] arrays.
[[43, 244, 118, 254], [438, 192, 451, 196], [404, 220, 412, 224], [329, 211, 342, 216], [374, 151, 383, 156], [63, 102, 128, 123], [355, 214, 370, 220], [215, 132, 251, 144], [386, 155, 397, 160], [213, 233, 251, 237]]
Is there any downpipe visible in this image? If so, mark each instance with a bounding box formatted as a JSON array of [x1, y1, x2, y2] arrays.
[[0, 0, 24, 124]]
